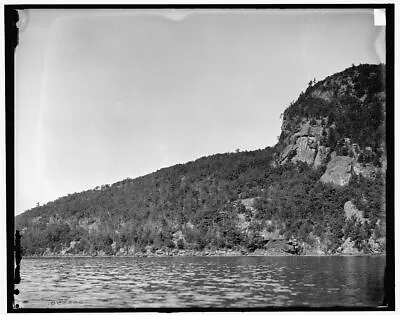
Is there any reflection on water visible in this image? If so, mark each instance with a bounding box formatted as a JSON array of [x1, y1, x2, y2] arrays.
[[16, 256, 385, 308]]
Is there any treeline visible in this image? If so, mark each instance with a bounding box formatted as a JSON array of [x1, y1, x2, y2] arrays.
[[16, 158, 385, 256], [16, 148, 275, 255]]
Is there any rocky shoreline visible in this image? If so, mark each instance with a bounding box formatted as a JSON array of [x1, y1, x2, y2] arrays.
[[24, 248, 385, 259]]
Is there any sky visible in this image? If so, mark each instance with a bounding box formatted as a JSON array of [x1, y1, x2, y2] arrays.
[[15, 9, 385, 215]]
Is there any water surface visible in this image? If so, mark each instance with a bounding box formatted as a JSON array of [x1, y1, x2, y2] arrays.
[[16, 256, 385, 308]]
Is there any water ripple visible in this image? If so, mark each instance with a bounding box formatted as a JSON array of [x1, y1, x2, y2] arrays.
[[17, 256, 385, 308]]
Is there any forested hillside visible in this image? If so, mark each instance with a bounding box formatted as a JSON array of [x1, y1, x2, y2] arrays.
[[16, 63, 386, 256]]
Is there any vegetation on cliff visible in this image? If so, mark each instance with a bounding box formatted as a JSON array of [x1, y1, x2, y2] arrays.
[[280, 63, 386, 165], [16, 63, 386, 256]]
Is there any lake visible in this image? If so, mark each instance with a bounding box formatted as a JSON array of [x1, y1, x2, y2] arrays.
[[16, 255, 385, 309]]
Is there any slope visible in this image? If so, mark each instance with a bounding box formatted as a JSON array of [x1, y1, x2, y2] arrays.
[[16, 63, 387, 256]]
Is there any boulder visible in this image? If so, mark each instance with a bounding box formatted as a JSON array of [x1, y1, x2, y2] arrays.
[[320, 156, 353, 186]]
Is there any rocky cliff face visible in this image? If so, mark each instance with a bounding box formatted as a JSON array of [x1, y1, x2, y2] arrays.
[[271, 64, 387, 255], [276, 64, 386, 187]]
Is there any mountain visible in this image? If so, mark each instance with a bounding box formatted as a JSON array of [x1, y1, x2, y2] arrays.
[[16, 63, 386, 256], [276, 63, 386, 180]]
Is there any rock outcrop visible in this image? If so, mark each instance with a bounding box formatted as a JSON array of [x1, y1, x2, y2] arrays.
[[275, 64, 385, 186], [340, 238, 362, 255], [319, 157, 381, 187], [278, 117, 383, 186], [344, 201, 365, 223], [279, 121, 324, 165], [291, 136, 317, 165], [320, 156, 353, 186]]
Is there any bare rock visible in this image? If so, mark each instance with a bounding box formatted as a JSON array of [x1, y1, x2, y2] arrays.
[[353, 162, 378, 179], [292, 137, 317, 165], [340, 238, 362, 255], [313, 145, 330, 169], [279, 143, 296, 164], [320, 156, 353, 186], [278, 120, 323, 165], [292, 122, 311, 139], [344, 201, 365, 223]]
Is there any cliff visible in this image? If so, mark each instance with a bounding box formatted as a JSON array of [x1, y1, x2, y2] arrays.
[[276, 63, 386, 186]]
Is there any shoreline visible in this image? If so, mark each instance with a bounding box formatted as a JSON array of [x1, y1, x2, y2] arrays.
[[23, 249, 386, 259]]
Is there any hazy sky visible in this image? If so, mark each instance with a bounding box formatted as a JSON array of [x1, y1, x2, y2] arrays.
[[15, 9, 385, 214]]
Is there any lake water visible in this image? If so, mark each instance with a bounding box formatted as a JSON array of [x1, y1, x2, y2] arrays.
[[16, 256, 385, 309]]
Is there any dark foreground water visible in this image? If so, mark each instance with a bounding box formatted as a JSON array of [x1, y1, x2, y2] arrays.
[[16, 256, 385, 308]]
